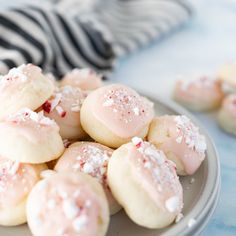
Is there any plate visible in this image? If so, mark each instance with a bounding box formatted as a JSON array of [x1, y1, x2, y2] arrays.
[[0, 96, 221, 236]]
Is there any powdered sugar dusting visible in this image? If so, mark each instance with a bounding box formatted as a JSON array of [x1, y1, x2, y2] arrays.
[[174, 115, 207, 154], [101, 85, 154, 124]]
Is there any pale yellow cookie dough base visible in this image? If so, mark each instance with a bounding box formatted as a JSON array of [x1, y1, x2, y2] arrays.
[[107, 145, 177, 229], [218, 109, 236, 135], [173, 94, 222, 112], [148, 118, 187, 175], [0, 124, 65, 163], [80, 95, 149, 148], [218, 64, 236, 89]]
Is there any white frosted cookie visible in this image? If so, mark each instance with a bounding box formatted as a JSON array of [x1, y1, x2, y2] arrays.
[[218, 94, 236, 135], [42, 86, 87, 140], [218, 63, 236, 89], [148, 115, 207, 175], [0, 156, 47, 226], [27, 172, 109, 236], [55, 142, 121, 215], [173, 76, 224, 111], [0, 64, 53, 120], [107, 139, 183, 229], [80, 84, 154, 148], [60, 68, 103, 91], [0, 108, 64, 163]]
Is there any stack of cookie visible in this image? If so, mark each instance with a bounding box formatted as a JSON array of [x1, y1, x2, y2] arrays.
[[0, 64, 207, 236]]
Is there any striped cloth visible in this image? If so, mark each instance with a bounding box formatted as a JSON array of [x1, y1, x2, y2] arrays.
[[0, 0, 193, 78]]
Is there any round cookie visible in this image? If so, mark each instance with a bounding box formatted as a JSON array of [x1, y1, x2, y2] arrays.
[[148, 115, 207, 175], [218, 63, 236, 89], [173, 76, 224, 111], [0, 64, 53, 120], [218, 94, 236, 135], [55, 142, 121, 215], [0, 108, 64, 163], [0, 156, 47, 226], [80, 84, 154, 148], [42, 86, 87, 140], [45, 73, 60, 91], [107, 139, 183, 229], [27, 172, 109, 236], [60, 68, 103, 91]]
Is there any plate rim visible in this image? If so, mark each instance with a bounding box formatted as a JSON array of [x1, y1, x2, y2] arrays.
[[147, 95, 221, 236]]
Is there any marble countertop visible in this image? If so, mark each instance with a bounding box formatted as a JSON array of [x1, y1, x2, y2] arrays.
[[113, 0, 236, 235]]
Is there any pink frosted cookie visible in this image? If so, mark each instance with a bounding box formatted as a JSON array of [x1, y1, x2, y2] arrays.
[[0, 64, 53, 120], [60, 68, 103, 91], [0, 108, 64, 163], [218, 94, 236, 135], [218, 63, 236, 89], [107, 138, 183, 229], [42, 86, 87, 140], [148, 115, 207, 175], [55, 142, 121, 215], [0, 156, 46, 226], [80, 84, 154, 148], [27, 172, 109, 236], [173, 76, 224, 111], [45, 73, 59, 91]]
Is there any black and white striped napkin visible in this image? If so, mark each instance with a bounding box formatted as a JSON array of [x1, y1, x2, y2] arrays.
[[0, 0, 193, 77]]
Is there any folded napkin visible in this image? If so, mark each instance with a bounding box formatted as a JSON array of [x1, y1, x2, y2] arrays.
[[0, 0, 193, 77]]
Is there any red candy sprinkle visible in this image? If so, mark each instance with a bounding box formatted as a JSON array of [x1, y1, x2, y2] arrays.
[[136, 142, 142, 148], [61, 111, 67, 118], [42, 101, 52, 113]]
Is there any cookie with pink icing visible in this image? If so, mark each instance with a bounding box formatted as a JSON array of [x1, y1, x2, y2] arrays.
[[0, 156, 47, 226], [173, 76, 224, 111], [80, 84, 154, 148], [27, 172, 109, 236], [148, 115, 207, 175], [55, 142, 121, 215], [218, 63, 236, 89], [45, 73, 59, 91], [0, 108, 64, 164], [0, 64, 53, 120], [218, 94, 236, 135], [107, 138, 183, 228], [42, 86, 88, 140], [60, 68, 103, 91]]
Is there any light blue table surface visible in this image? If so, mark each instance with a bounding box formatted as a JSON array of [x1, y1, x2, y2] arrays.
[[113, 0, 236, 235]]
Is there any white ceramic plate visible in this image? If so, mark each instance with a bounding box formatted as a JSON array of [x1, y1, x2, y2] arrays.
[[0, 97, 220, 236]]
